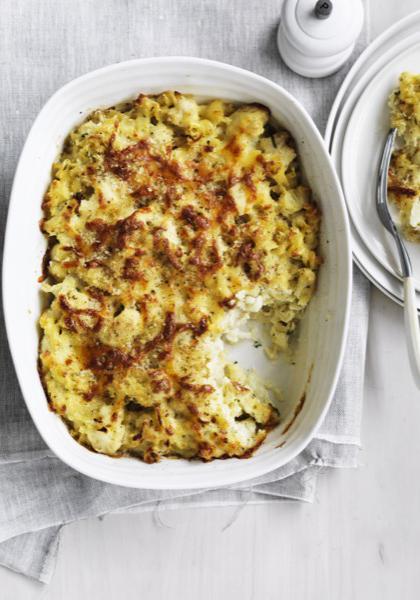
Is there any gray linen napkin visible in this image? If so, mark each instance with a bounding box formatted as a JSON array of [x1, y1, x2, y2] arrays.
[[0, 0, 370, 583]]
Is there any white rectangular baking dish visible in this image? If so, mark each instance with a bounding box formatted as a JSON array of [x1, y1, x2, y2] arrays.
[[2, 57, 352, 489]]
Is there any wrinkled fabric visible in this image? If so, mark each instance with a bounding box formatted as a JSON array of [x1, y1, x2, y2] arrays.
[[0, 0, 370, 582]]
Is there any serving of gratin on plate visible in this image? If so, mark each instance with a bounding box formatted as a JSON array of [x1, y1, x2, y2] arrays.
[[38, 91, 321, 463], [388, 72, 420, 242]]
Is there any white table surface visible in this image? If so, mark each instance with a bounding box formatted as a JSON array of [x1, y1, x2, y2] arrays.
[[2, 1, 420, 598]]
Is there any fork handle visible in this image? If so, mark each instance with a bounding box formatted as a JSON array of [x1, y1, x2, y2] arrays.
[[404, 276, 420, 389]]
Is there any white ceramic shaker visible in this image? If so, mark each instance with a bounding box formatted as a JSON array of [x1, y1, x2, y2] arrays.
[[277, 0, 364, 78]]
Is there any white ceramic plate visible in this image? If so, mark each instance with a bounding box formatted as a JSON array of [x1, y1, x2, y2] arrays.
[[3, 57, 351, 489], [326, 10, 420, 310], [326, 9, 420, 144], [342, 42, 420, 288]]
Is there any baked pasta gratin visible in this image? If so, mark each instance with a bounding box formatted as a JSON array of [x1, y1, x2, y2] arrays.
[[39, 92, 321, 463], [388, 72, 420, 241]]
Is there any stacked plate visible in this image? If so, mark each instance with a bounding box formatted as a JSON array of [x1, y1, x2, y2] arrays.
[[326, 10, 420, 309]]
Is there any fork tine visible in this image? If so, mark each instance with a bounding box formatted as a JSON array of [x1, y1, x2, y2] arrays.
[[376, 128, 412, 278]]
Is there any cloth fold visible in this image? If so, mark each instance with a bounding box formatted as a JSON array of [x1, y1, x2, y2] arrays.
[[0, 0, 370, 583]]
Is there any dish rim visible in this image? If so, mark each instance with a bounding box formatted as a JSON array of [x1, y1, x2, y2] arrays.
[[2, 56, 352, 489]]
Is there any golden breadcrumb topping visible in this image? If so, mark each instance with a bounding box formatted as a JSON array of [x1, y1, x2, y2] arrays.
[[39, 92, 320, 462]]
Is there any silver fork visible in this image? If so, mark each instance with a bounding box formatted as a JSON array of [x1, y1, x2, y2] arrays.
[[377, 128, 420, 389]]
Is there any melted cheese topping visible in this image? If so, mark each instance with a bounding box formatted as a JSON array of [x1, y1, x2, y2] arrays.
[[39, 92, 321, 462], [388, 72, 420, 241]]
